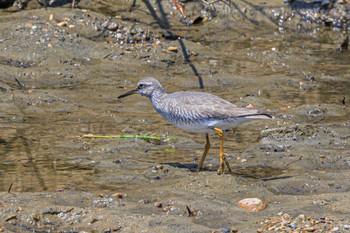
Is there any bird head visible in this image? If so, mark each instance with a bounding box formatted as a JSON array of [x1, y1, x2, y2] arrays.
[[118, 77, 164, 99]]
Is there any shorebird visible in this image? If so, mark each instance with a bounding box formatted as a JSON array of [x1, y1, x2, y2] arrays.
[[118, 77, 272, 174]]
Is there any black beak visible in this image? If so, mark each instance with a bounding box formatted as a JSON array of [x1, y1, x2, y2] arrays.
[[118, 88, 138, 99]]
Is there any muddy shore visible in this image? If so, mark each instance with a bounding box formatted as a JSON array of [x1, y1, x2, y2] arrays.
[[1, 0, 350, 232]]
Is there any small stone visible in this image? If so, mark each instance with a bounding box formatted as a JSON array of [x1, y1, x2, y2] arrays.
[[163, 205, 176, 212], [246, 103, 254, 109], [130, 28, 137, 35], [344, 225, 349, 230], [98, 193, 104, 198], [33, 213, 40, 221], [112, 193, 125, 198], [302, 227, 315, 231], [154, 202, 162, 208], [107, 22, 119, 31], [156, 165, 164, 169], [237, 198, 267, 212], [167, 46, 178, 52], [57, 21, 67, 27]]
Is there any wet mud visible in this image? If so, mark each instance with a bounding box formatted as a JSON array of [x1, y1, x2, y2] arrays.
[[0, 0, 350, 232]]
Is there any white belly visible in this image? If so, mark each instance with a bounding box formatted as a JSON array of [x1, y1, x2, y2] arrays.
[[170, 118, 252, 133]]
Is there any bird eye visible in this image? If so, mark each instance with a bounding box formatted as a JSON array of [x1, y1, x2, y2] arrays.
[[138, 84, 145, 90]]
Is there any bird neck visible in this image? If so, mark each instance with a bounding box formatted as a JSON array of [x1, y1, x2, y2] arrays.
[[150, 89, 167, 107]]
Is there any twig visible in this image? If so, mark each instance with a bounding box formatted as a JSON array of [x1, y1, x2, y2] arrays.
[[185, 206, 195, 217], [8, 183, 13, 193], [15, 78, 25, 89]]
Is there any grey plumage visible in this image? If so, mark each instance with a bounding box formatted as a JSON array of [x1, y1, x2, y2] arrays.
[[118, 77, 273, 173], [126, 77, 272, 133]]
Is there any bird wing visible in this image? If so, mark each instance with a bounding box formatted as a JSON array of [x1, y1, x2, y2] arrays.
[[165, 91, 261, 119]]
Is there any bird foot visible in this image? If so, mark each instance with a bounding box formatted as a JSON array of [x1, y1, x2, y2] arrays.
[[217, 153, 232, 175]]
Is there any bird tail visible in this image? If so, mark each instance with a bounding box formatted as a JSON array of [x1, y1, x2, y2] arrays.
[[240, 113, 274, 119]]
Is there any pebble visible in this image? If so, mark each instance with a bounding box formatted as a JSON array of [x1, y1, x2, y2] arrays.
[[154, 202, 162, 208], [107, 22, 119, 31], [237, 198, 267, 212], [57, 21, 68, 27], [98, 193, 104, 198], [33, 213, 40, 221], [167, 46, 178, 52], [111, 193, 125, 198], [163, 205, 176, 212]]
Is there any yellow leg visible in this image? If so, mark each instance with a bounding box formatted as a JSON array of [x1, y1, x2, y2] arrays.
[[213, 128, 232, 174], [197, 133, 210, 171]]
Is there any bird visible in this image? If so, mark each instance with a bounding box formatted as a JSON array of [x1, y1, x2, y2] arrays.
[[118, 77, 272, 174]]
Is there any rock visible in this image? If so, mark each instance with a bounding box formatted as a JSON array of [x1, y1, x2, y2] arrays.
[[163, 205, 176, 212], [107, 22, 119, 31], [154, 202, 162, 208], [33, 213, 40, 221], [98, 193, 104, 198], [237, 198, 267, 212], [111, 193, 125, 198], [167, 46, 178, 52]]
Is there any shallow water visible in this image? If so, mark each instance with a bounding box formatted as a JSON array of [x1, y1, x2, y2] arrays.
[[1, 28, 348, 192]]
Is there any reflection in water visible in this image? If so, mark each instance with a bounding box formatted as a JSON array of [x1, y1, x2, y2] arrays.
[[0, 123, 99, 192]]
